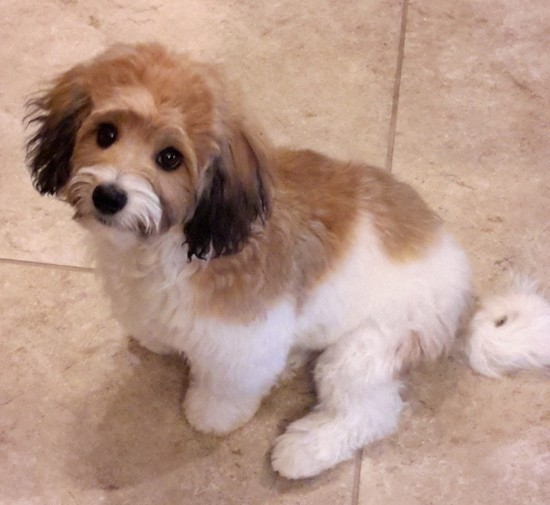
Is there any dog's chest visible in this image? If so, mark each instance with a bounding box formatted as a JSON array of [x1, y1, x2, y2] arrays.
[[94, 234, 200, 347]]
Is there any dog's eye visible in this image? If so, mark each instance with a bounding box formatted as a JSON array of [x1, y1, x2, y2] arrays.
[[156, 147, 183, 171], [96, 123, 118, 149]]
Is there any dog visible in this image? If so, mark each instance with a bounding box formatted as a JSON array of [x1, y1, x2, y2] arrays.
[[26, 43, 542, 479]]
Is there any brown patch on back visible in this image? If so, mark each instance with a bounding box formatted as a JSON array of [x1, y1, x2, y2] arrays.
[[358, 166, 442, 261], [273, 149, 365, 299], [188, 149, 441, 322]]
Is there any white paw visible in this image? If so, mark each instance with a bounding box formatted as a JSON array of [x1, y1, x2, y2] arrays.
[[183, 386, 260, 435], [271, 413, 354, 479], [272, 383, 403, 478]]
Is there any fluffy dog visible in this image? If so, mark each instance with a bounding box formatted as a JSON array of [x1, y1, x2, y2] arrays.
[[26, 43, 474, 479]]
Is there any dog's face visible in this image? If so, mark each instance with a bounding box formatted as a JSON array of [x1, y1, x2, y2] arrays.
[[26, 43, 270, 258]]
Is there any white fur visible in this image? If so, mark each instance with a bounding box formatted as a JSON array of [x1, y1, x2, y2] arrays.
[[90, 216, 472, 478], [468, 280, 550, 378]]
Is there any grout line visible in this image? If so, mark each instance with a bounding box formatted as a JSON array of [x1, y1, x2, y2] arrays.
[[0, 257, 94, 273], [385, 0, 410, 173], [351, 450, 363, 505]]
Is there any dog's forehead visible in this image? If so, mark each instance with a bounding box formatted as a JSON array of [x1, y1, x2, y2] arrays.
[[93, 85, 158, 117], [85, 67, 215, 131]]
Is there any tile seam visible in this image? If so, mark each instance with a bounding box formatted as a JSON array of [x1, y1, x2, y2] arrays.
[[385, 0, 410, 173], [351, 450, 363, 505], [0, 257, 94, 273]]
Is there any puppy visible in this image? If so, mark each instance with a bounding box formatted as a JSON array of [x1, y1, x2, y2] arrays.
[[26, 43, 473, 479]]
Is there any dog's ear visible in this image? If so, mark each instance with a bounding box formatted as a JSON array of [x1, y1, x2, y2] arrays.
[[25, 68, 92, 195], [184, 119, 271, 260]]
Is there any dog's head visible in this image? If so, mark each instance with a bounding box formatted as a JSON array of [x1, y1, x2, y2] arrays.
[[25, 43, 271, 259]]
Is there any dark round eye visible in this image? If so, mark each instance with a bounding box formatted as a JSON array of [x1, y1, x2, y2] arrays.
[[156, 147, 183, 171], [96, 123, 118, 149]]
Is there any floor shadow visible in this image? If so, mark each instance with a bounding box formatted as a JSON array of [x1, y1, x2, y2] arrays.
[[64, 341, 468, 499], [64, 340, 324, 498], [65, 341, 226, 492]]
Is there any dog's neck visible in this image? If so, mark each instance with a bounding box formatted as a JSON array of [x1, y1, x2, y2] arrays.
[[90, 225, 190, 273]]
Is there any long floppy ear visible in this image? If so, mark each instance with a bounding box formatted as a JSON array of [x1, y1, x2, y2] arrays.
[[25, 68, 92, 195], [184, 120, 272, 260]]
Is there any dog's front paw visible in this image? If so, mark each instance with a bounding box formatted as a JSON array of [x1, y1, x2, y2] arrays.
[[271, 413, 354, 479], [183, 386, 260, 435], [271, 432, 327, 479]]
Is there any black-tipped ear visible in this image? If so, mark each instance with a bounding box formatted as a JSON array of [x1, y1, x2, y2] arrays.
[[25, 85, 91, 195], [183, 125, 271, 260]]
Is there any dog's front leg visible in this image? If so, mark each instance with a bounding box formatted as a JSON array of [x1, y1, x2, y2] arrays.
[[183, 381, 265, 435], [182, 319, 292, 435], [183, 356, 287, 435]]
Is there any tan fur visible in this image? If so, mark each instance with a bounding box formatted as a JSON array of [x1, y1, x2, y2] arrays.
[[32, 43, 441, 323], [187, 146, 441, 322]]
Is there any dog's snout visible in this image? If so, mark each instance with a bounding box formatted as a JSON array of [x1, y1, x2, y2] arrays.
[[92, 184, 128, 215]]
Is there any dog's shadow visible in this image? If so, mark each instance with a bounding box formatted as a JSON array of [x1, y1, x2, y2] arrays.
[[66, 341, 197, 491], [65, 339, 468, 497], [65, 340, 319, 495]]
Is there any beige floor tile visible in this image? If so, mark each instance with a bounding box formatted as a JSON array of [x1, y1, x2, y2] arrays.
[[359, 1, 550, 504], [359, 361, 549, 505], [390, 0, 550, 292], [0, 263, 356, 504], [1, 0, 401, 267]]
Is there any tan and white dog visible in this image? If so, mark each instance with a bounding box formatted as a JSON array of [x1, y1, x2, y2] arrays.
[[25, 43, 548, 479]]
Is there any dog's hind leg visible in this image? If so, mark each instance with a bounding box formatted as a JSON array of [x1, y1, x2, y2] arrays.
[[271, 324, 404, 479]]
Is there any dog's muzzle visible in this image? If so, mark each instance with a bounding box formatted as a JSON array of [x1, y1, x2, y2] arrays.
[[92, 183, 128, 215]]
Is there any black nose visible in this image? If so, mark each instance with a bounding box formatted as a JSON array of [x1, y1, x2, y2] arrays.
[[92, 184, 128, 215]]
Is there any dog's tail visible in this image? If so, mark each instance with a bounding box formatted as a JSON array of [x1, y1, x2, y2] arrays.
[[466, 276, 550, 378]]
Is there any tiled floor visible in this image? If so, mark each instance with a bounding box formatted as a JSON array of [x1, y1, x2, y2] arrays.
[[0, 0, 548, 504]]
